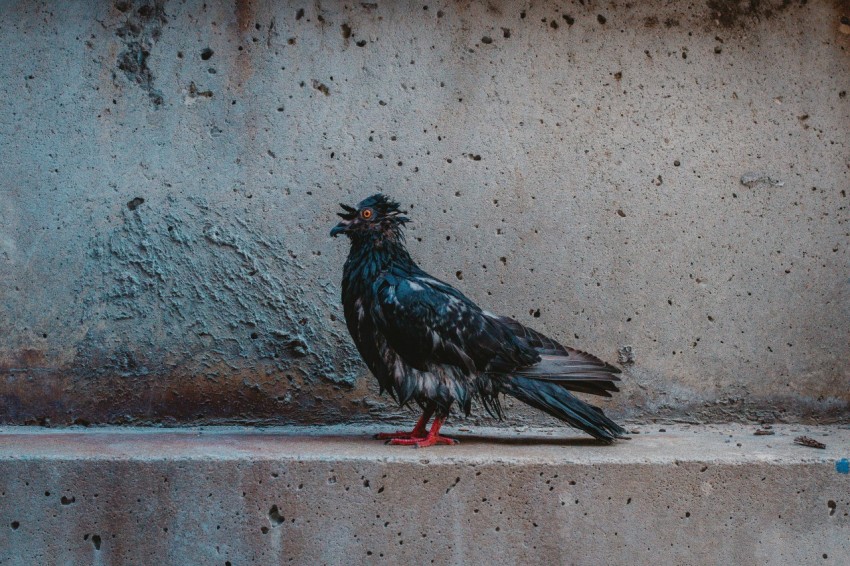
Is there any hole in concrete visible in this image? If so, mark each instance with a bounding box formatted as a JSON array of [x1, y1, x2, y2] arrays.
[[61, 495, 76, 505], [127, 197, 144, 210], [261, 526, 269, 534], [597, 14, 607, 24], [44, 491, 50, 497], [91, 534, 102, 550], [312, 80, 330, 96], [200, 47, 214, 60], [11, 521, 19, 530], [828, 500, 836, 516], [455, 271, 463, 280], [268, 505, 285, 526], [341, 23, 351, 39]]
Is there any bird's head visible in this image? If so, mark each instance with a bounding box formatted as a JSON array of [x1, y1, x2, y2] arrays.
[[330, 193, 410, 240]]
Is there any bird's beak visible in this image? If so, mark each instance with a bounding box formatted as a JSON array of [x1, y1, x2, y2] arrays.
[[333, 202, 357, 236], [330, 221, 350, 237]]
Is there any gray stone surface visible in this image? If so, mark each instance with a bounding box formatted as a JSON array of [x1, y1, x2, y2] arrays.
[[0, 1, 848, 425], [0, 424, 849, 565]]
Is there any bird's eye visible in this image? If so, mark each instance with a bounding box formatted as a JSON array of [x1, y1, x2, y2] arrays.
[[361, 208, 373, 220]]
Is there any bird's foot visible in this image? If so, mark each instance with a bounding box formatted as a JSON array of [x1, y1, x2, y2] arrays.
[[387, 435, 458, 448], [374, 409, 435, 441]]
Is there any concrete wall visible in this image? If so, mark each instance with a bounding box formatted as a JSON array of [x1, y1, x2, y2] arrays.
[[0, 0, 848, 426]]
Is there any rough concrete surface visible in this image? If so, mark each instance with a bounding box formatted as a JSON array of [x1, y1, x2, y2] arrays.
[[0, 424, 848, 565], [0, 1, 848, 425]]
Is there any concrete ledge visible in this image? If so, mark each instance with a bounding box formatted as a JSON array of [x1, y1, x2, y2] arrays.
[[1, 424, 848, 565]]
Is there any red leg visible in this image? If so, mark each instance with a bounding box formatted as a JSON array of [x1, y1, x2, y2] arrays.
[[388, 416, 458, 448], [374, 404, 435, 440]]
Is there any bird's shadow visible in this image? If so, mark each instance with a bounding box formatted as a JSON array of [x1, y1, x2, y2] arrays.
[[451, 434, 612, 447], [373, 432, 617, 447]]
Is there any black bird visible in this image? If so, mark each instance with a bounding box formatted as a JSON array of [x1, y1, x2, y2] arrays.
[[331, 194, 626, 447]]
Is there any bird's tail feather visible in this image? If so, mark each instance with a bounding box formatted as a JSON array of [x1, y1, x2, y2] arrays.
[[500, 376, 627, 442]]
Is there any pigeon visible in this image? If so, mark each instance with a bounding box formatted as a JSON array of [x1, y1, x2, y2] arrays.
[[331, 194, 626, 447]]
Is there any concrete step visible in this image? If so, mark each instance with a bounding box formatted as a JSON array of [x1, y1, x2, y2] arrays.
[[0, 424, 848, 565]]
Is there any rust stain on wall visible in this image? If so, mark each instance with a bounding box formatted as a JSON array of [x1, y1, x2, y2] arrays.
[[235, 0, 253, 32], [232, 0, 255, 86]]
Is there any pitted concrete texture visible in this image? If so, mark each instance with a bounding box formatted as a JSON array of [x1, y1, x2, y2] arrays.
[[0, 425, 848, 565], [1, 1, 849, 426]]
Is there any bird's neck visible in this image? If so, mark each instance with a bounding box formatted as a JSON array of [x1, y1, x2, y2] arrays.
[[345, 233, 417, 281]]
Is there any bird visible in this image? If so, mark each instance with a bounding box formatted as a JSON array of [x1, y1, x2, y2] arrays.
[[331, 193, 626, 447]]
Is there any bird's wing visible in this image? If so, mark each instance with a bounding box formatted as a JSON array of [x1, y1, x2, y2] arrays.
[[491, 315, 621, 397], [371, 272, 539, 374], [494, 315, 621, 376]]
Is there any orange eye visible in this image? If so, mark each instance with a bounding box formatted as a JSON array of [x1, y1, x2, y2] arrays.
[[361, 208, 373, 220]]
